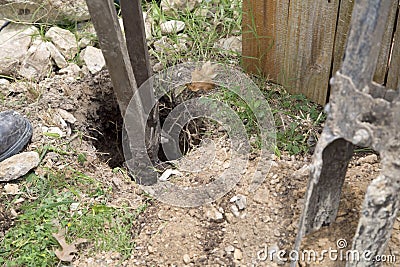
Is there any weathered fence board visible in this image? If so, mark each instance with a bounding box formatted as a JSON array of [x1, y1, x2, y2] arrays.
[[387, 8, 400, 90], [243, 0, 400, 104], [373, 0, 398, 84], [242, 0, 288, 78], [283, 0, 339, 104], [331, 0, 354, 75]]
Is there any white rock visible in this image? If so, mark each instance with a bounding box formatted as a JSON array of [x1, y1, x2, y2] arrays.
[[204, 205, 224, 222], [160, 20, 185, 34], [45, 27, 78, 60], [0, 78, 10, 87], [57, 109, 76, 124], [234, 248, 243, 260], [78, 36, 93, 49], [4, 183, 20, 194], [230, 204, 240, 217], [0, 152, 40, 182], [80, 46, 106, 74], [215, 36, 242, 54], [0, 23, 38, 76], [183, 254, 191, 264], [45, 42, 68, 68], [59, 63, 82, 77], [230, 194, 247, 210], [0, 0, 89, 23], [18, 40, 52, 80], [158, 169, 182, 181], [70, 202, 80, 211]]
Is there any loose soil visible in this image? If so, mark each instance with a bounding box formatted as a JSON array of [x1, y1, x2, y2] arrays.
[[1, 71, 399, 266]]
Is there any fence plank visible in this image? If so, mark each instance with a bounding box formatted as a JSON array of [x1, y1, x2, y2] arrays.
[[283, 0, 339, 104], [332, 0, 355, 75], [242, 0, 289, 79], [387, 6, 400, 90], [373, 0, 399, 84]]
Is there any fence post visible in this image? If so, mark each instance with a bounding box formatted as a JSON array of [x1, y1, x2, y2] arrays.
[[85, 0, 159, 184]]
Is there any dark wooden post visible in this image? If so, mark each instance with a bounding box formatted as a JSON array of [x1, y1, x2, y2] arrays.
[[120, 0, 160, 163], [85, 0, 160, 184]]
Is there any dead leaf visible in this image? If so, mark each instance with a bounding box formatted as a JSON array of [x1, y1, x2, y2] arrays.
[[186, 82, 215, 92], [187, 61, 218, 92], [52, 229, 87, 262]]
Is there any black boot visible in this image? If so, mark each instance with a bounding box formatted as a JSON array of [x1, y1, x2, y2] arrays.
[[0, 110, 33, 162]]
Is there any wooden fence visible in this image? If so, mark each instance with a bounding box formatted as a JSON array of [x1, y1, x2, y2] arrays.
[[242, 0, 400, 105]]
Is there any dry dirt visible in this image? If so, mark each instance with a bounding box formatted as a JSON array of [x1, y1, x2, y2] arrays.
[[1, 71, 399, 266]]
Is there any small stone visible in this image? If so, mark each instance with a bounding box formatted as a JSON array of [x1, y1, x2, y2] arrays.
[[233, 248, 243, 260], [0, 78, 10, 87], [80, 46, 106, 74], [0, 152, 40, 182], [160, 20, 185, 34], [230, 204, 240, 217], [78, 36, 93, 49], [225, 212, 236, 224], [223, 161, 230, 169], [204, 205, 224, 222], [45, 26, 78, 60], [4, 183, 20, 194], [18, 40, 52, 80], [70, 202, 80, 211], [225, 245, 235, 253], [274, 229, 280, 237], [183, 254, 191, 264], [57, 109, 76, 124], [147, 245, 155, 253], [45, 41, 68, 68], [230, 194, 247, 210], [59, 63, 82, 77], [357, 154, 378, 165]]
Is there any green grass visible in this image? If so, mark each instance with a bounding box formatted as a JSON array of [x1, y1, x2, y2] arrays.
[[212, 84, 325, 156], [0, 168, 147, 266], [144, 0, 242, 66]]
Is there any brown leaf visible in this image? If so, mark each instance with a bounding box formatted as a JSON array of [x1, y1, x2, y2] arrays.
[[52, 229, 87, 262], [186, 82, 215, 92], [187, 61, 218, 92]]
